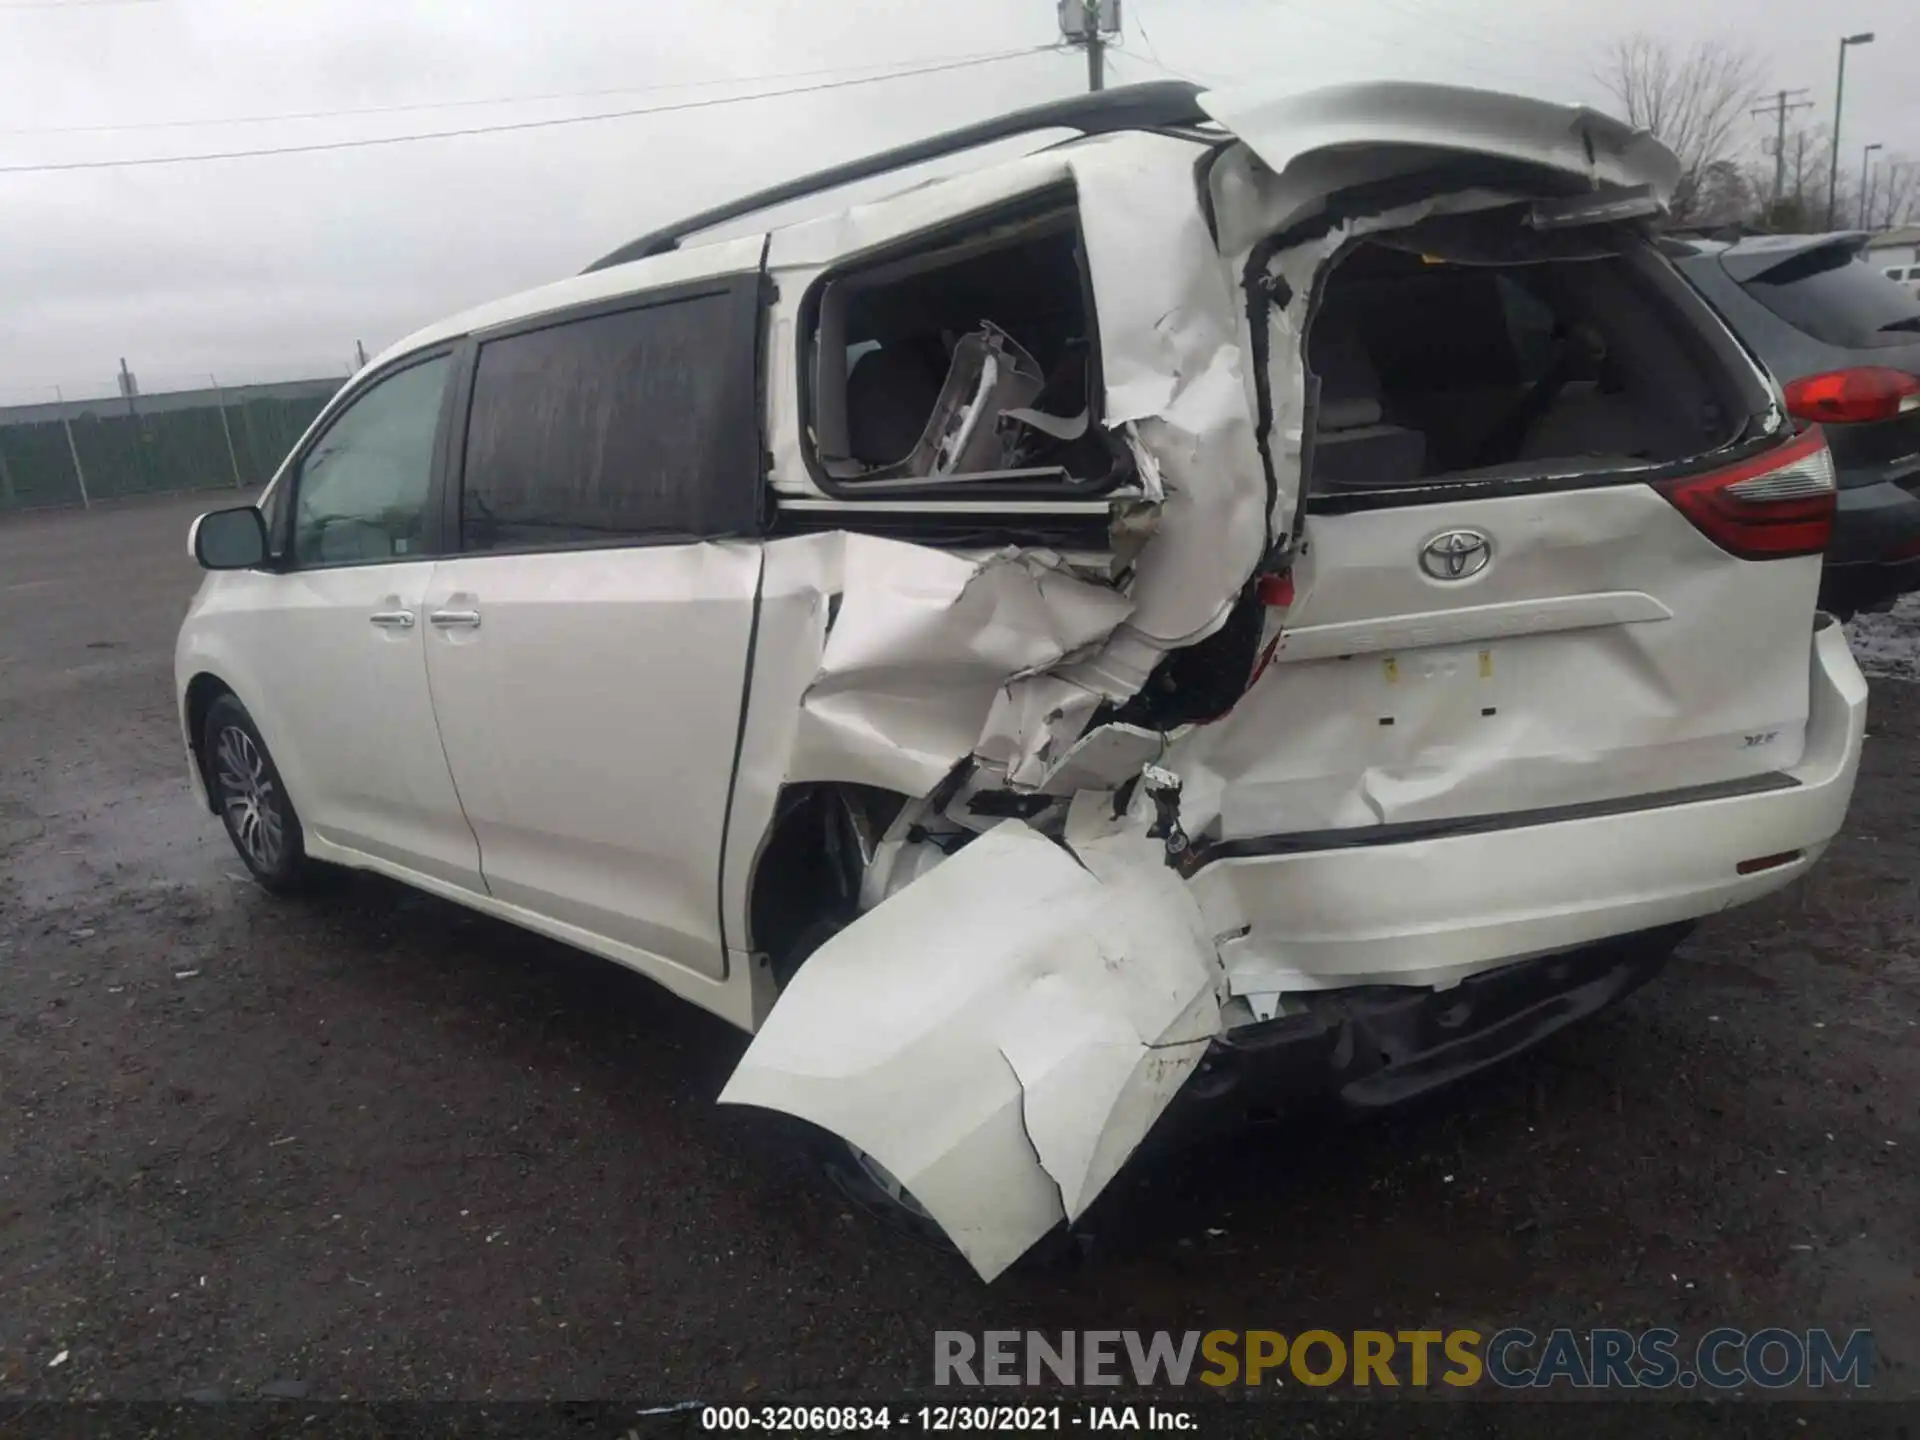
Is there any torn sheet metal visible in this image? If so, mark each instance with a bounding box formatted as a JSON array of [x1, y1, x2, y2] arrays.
[[1198, 81, 1681, 253], [719, 818, 1223, 1281], [790, 533, 1132, 796], [1065, 136, 1276, 655], [715, 532, 1137, 950]]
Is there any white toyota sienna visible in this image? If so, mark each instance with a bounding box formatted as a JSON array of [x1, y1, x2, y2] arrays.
[[175, 80, 1866, 1280]]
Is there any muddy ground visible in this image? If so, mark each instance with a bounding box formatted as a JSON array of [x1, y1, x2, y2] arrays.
[[1, 492, 1916, 1405]]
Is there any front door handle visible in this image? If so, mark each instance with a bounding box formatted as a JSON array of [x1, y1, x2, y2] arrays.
[[428, 609, 482, 629], [368, 610, 416, 629]]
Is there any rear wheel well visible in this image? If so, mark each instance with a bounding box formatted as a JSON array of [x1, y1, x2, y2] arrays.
[[184, 672, 235, 811], [745, 782, 908, 985]]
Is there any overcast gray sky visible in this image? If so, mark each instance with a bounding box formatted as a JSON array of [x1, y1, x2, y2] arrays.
[[1, 0, 1914, 401]]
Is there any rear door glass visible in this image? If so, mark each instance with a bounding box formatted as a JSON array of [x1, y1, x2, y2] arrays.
[[1735, 247, 1920, 349], [458, 282, 761, 553]]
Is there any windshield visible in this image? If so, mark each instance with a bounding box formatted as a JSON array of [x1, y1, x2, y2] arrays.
[[1734, 245, 1920, 350]]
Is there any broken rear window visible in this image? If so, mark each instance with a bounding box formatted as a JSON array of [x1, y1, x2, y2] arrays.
[[802, 198, 1127, 497], [1304, 220, 1766, 496]]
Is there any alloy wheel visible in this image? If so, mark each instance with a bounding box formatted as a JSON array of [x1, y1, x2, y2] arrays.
[[214, 724, 284, 871]]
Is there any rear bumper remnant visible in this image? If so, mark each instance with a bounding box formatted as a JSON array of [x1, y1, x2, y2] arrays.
[[1153, 924, 1687, 1148]]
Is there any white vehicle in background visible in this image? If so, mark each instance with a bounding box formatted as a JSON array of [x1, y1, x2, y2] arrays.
[[175, 80, 1865, 1281]]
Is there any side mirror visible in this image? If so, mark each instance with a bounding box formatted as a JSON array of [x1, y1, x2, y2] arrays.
[[190, 506, 269, 570]]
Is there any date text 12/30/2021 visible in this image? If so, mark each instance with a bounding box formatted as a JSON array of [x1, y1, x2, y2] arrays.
[[699, 1405, 1195, 1431]]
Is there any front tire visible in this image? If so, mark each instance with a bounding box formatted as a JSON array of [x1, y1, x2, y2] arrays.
[[202, 694, 325, 896]]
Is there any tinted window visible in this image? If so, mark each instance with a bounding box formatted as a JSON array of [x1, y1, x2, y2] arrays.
[[292, 356, 449, 568], [459, 290, 756, 551], [1736, 248, 1920, 350]]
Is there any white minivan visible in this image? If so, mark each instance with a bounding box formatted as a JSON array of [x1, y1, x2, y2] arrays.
[[176, 80, 1866, 1280]]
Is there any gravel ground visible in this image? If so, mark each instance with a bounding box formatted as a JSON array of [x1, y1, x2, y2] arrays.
[[1848, 594, 1920, 684], [2, 492, 1916, 1406]]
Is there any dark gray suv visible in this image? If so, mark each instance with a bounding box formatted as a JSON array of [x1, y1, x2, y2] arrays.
[[1668, 232, 1920, 618]]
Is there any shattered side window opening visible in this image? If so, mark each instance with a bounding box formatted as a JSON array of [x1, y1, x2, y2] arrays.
[[1302, 223, 1759, 499], [804, 203, 1124, 498]]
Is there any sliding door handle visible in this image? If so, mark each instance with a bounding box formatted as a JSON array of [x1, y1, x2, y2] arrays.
[[428, 609, 482, 629]]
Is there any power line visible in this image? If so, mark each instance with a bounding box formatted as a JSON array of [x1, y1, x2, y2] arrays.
[[1363, 0, 1590, 74], [1340, 0, 1592, 89], [1, 46, 1043, 136], [1105, 48, 1198, 89], [0, 45, 1058, 174], [1126, 2, 1207, 85], [1130, 3, 1171, 73]]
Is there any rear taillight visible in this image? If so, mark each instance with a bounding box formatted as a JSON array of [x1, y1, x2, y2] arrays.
[[1255, 572, 1295, 607], [1655, 426, 1836, 560], [1782, 367, 1920, 425]]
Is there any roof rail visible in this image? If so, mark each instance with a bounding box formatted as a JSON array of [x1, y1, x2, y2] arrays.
[[582, 80, 1209, 274]]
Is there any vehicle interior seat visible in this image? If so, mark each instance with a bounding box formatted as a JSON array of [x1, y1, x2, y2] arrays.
[[1307, 322, 1428, 489], [845, 338, 947, 468]]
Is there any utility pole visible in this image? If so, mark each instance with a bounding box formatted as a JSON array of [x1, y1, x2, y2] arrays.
[[1827, 32, 1875, 230], [1751, 88, 1812, 220], [1058, 0, 1119, 93]]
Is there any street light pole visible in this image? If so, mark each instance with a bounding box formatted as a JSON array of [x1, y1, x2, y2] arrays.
[[1827, 31, 1874, 229], [1860, 143, 1883, 229]]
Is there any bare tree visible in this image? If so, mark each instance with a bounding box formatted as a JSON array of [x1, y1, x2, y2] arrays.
[[1597, 34, 1767, 224], [1875, 159, 1919, 230], [1690, 159, 1758, 227], [1746, 123, 1842, 231]]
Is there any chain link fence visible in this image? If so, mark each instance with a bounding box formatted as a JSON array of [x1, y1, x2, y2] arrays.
[[0, 373, 348, 514]]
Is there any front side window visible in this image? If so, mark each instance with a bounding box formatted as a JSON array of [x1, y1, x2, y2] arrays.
[[458, 289, 756, 552], [291, 356, 450, 567]]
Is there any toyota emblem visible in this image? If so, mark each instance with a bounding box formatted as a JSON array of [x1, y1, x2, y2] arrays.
[[1419, 529, 1492, 580]]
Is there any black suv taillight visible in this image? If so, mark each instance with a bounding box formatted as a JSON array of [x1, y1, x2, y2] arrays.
[[1783, 367, 1920, 425]]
